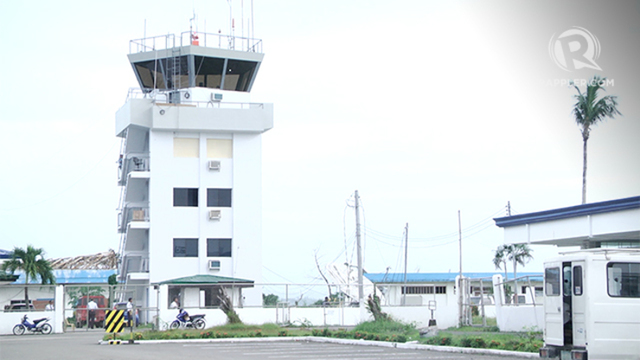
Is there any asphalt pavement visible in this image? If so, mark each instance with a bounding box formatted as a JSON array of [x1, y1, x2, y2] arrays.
[[0, 329, 537, 360]]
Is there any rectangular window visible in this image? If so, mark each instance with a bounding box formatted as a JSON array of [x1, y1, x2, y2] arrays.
[[207, 139, 233, 158], [174, 188, 198, 207], [573, 266, 583, 296], [174, 138, 199, 158], [608, 262, 640, 297], [400, 286, 446, 294], [545, 267, 561, 296], [173, 238, 198, 257], [207, 189, 232, 207], [207, 239, 232, 257], [402, 286, 427, 295]]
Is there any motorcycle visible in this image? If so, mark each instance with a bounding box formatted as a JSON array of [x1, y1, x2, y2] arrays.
[[169, 309, 206, 330], [13, 315, 52, 335]]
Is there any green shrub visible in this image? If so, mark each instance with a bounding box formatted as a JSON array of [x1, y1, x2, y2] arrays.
[[471, 337, 486, 348]]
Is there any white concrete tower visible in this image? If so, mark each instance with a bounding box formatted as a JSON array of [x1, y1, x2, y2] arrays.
[[115, 31, 272, 308]]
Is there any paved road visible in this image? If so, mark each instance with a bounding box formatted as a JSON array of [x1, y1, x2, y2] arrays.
[[0, 330, 532, 360]]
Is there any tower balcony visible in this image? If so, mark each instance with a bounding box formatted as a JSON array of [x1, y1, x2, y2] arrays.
[[120, 253, 150, 282], [118, 154, 150, 186], [118, 206, 150, 234]]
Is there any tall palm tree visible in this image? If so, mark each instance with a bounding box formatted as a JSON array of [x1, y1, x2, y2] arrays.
[[572, 75, 621, 204], [492, 244, 513, 281], [508, 244, 533, 304], [2, 245, 56, 306]]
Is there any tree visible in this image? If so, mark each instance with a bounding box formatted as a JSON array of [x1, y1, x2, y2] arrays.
[[492, 244, 533, 303], [492, 244, 513, 282], [262, 293, 279, 306], [508, 244, 533, 304], [2, 245, 56, 306], [571, 75, 621, 204]]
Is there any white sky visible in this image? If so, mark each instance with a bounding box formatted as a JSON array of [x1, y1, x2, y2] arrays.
[[1, 1, 638, 290]]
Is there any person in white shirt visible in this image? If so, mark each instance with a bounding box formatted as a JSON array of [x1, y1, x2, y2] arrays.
[[126, 298, 134, 327], [87, 299, 98, 328], [45, 300, 54, 311], [170, 297, 180, 309]]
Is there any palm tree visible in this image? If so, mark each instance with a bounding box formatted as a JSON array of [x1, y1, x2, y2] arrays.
[[2, 245, 56, 306], [508, 244, 533, 304], [493, 244, 513, 282], [571, 75, 621, 204]]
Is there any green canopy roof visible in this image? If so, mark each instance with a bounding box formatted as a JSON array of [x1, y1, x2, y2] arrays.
[[157, 274, 254, 286]]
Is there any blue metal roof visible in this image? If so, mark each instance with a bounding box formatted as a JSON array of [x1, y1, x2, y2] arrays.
[[365, 272, 543, 283], [11, 269, 116, 285], [0, 249, 12, 259], [494, 196, 640, 228]]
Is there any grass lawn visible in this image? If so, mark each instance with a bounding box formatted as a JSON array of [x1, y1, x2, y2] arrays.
[[104, 318, 542, 353]]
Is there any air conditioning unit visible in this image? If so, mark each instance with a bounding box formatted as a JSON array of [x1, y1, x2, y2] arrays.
[[208, 160, 221, 171], [211, 93, 223, 102], [209, 210, 221, 220], [208, 260, 221, 271]]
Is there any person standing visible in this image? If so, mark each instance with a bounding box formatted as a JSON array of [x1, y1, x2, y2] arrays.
[[45, 300, 54, 311], [87, 298, 98, 329], [126, 298, 134, 327]]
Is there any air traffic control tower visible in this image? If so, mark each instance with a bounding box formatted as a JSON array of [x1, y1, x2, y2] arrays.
[[115, 31, 273, 309]]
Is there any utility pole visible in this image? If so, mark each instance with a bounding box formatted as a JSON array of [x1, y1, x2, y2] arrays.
[[458, 210, 463, 326], [355, 190, 364, 307], [507, 201, 511, 216], [402, 223, 409, 306]]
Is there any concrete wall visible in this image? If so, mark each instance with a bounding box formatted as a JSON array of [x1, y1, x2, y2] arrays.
[[492, 274, 544, 332], [0, 286, 64, 335]]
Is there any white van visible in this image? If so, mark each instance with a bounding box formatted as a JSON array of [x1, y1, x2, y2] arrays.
[[539, 249, 640, 360]]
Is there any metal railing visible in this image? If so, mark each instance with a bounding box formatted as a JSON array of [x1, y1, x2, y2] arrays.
[[129, 31, 263, 54], [124, 88, 265, 110]]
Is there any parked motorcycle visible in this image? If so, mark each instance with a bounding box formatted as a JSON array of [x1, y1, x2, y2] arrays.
[[169, 309, 206, 330], [13, 315, 52, 335]]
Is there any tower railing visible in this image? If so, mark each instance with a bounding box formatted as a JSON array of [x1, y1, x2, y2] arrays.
[[129, 31, 262, 54], [125, 87, 266, 110]]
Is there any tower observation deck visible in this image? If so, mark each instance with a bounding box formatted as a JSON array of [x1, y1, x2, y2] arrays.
[[128, 31, 263, 95]]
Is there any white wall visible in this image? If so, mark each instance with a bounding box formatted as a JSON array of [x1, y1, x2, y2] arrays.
[[493, 275, 544, 332]]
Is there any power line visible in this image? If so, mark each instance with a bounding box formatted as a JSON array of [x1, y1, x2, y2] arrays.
[[364, 206, 505, 243]]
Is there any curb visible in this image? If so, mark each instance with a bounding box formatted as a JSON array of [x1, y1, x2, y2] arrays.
[[98, 336, 539, 357]]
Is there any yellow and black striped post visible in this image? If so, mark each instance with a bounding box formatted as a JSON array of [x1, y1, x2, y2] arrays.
[[105, 310, 125, 334]]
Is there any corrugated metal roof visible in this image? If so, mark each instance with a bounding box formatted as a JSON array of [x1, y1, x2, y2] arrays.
[[365, 272, 543, 283], [157, 274, 254, 285]]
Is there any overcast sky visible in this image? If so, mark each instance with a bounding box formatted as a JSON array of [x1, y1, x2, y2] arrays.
[[1, 1, 638, 293]]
